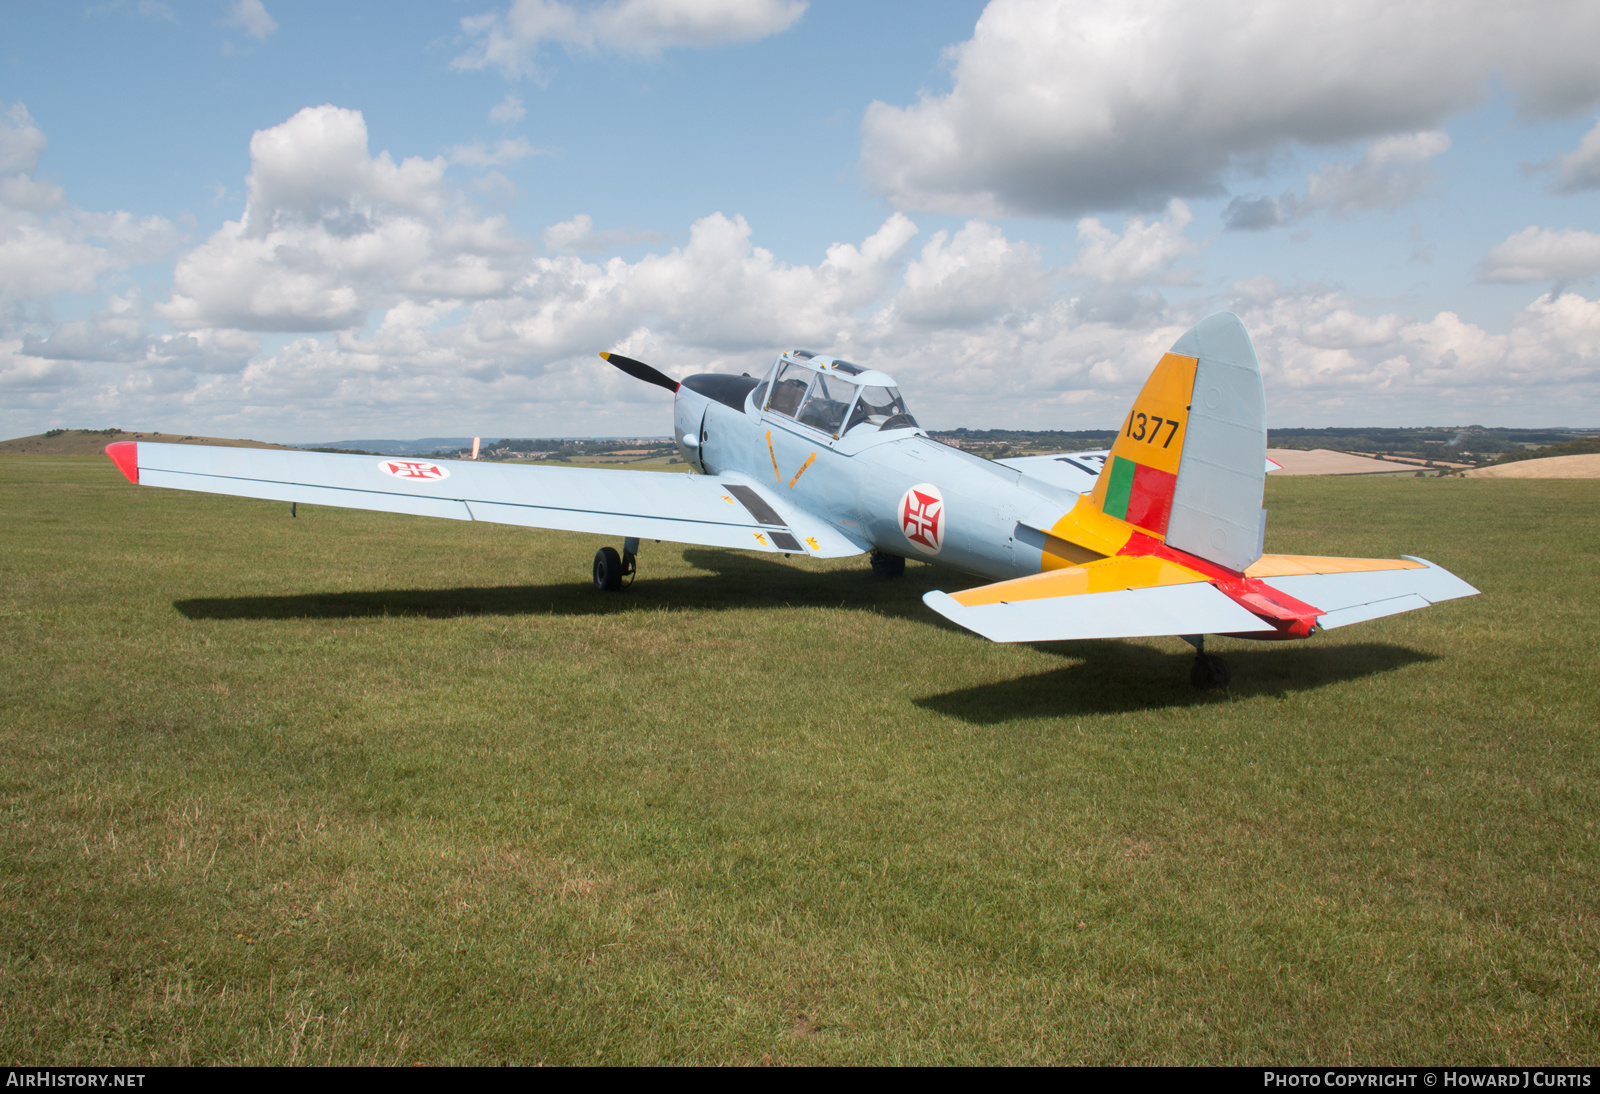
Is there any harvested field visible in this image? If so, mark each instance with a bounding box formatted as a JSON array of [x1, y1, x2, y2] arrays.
[[1266, 448, 1416, 476], [1464, 454, 1600, 478]]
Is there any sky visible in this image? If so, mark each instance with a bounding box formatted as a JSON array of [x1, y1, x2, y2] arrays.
[[2, 0, 1599, 443]]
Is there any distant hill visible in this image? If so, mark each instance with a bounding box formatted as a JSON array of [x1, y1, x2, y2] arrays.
[[1489, 436, 1600, 464], [0, 429, 296, 457]]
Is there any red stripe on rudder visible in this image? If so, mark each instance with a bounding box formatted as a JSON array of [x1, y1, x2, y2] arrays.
[[1125, 463, 1176, 534], [105, 442, 138, 484]]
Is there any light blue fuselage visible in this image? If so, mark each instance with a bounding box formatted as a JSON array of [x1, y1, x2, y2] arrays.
[[672, 369, 1080, 583]]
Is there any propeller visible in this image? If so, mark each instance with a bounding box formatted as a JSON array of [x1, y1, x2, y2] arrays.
[[599, 351, 679, 394]]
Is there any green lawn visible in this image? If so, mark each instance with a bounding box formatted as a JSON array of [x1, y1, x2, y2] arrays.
[[1, 456, 1595, 1064]]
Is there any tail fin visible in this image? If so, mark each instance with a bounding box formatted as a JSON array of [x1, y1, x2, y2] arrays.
[[1089, 312, 1267, 572]]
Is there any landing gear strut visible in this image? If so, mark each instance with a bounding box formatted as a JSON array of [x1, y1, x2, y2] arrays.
[[593, 537, 639, 591], [1182, 635, 1230, 690], [870, 550, 906, 579]]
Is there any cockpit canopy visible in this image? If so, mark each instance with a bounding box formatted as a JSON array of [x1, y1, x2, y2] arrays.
[[754, 352, 918, 437]]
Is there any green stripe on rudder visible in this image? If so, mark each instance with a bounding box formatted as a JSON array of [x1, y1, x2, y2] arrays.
[[1104, 455, 1135, 520]]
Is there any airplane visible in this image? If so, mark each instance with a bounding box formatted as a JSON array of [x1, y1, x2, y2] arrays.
[[103, 312, 1477, 688]]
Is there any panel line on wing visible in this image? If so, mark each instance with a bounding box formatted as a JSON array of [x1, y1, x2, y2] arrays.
[[149, 467, 772, 531]]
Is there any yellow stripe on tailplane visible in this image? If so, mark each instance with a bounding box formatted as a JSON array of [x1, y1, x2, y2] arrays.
[[950, 553, 1206, 608], [1245, 555, 1425, 578]]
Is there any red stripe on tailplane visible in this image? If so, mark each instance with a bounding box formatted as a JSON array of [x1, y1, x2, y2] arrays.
[[1126, 462, 1177, 535], [105, 442, 138, 485], [1118, 531, 1323, 639]]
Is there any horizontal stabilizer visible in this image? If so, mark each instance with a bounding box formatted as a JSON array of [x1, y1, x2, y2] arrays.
[[923, 582, 1265, 644], [1255, 555, 1477, 630]]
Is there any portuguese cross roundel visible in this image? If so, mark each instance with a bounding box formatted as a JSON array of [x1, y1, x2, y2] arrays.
[[899, 482, 945, 555], [377, 459, 450, 481]]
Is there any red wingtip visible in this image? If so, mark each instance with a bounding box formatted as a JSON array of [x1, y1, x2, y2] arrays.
[[105, 441, 139, 484]]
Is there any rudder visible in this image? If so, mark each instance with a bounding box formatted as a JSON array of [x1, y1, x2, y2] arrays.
[[1088, 312, 1267, 572]]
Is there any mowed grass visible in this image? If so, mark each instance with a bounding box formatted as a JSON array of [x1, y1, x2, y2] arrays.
[[1, 456, 1596, 1065]]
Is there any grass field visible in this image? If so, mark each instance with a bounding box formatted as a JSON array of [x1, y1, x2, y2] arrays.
[[1, 456, 1596, 1065]]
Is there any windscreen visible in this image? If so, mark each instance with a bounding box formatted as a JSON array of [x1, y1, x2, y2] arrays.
[[846, 386, 917, 432], [796, 373, 856, 435], [765, 361, 813, 418]]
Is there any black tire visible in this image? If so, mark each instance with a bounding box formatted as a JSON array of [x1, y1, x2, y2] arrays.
[[1209, 656, 1231, 689], [870, 550, 906, 579], [1190, 654, 1231, 690], [593, 546, 623, 591]]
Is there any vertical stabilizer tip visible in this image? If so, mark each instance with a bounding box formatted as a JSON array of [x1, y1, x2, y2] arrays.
[[105, 441, 138, 484]]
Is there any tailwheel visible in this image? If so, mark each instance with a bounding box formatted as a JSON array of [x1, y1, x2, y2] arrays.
[[870, 550, 906, 579], [1190, 653, 1231, 690]]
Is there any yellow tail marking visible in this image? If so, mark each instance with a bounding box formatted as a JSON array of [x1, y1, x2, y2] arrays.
[[1038, 495, 1136, 571], [788, 451, 816, 488], [1090, 352, 1198, 511], [766, 431, 780, 481], [951, 554, 1205, 608]]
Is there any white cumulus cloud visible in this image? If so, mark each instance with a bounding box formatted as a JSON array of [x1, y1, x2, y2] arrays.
[[489, 94, 526, 124], [893, 220, 1051, 327], [454, 0, 807, 77], [156, 105, 529, 332], [228, 0, 277, 41], [1068, 200, 1197, 283], [862, 0, 1600, 218], [0, 101, 178, 325], [1548, 117, 1600, 194], [1479, 226, 1600, 283]]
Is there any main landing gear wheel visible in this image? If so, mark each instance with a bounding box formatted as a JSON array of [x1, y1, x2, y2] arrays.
[[594, 547, 637, 591], [870, 550, 906, 579], [1190, 653, 1231, 690]]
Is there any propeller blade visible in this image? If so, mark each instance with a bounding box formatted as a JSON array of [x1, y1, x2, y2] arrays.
[[599, 351, 679, 394]]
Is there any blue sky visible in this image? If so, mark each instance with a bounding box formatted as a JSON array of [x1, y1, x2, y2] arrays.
[[3, 0, 1599, 441]]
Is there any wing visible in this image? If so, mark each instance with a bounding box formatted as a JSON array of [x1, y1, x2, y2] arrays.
[[997, 450, 1282, 496], [108, 442, 866, 558], [994, 450, 1108, 494], [924, 551, 1476, 643]]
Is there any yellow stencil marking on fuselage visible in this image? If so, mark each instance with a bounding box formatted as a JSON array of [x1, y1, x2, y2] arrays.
[[805, 537, 819, 551], [766, 431, 780, 481], [950, 554, 1205, 608], [788, 451, 816, 488], [1089, 352, 1198, 511], [754, 532, 768, 546], [1244, 554, 1424, 578]]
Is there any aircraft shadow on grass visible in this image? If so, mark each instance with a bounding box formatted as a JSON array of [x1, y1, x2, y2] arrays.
[[916, 640, 1438, 721], [172, 549, 1433, 713], [171, 548, 950, 625]]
